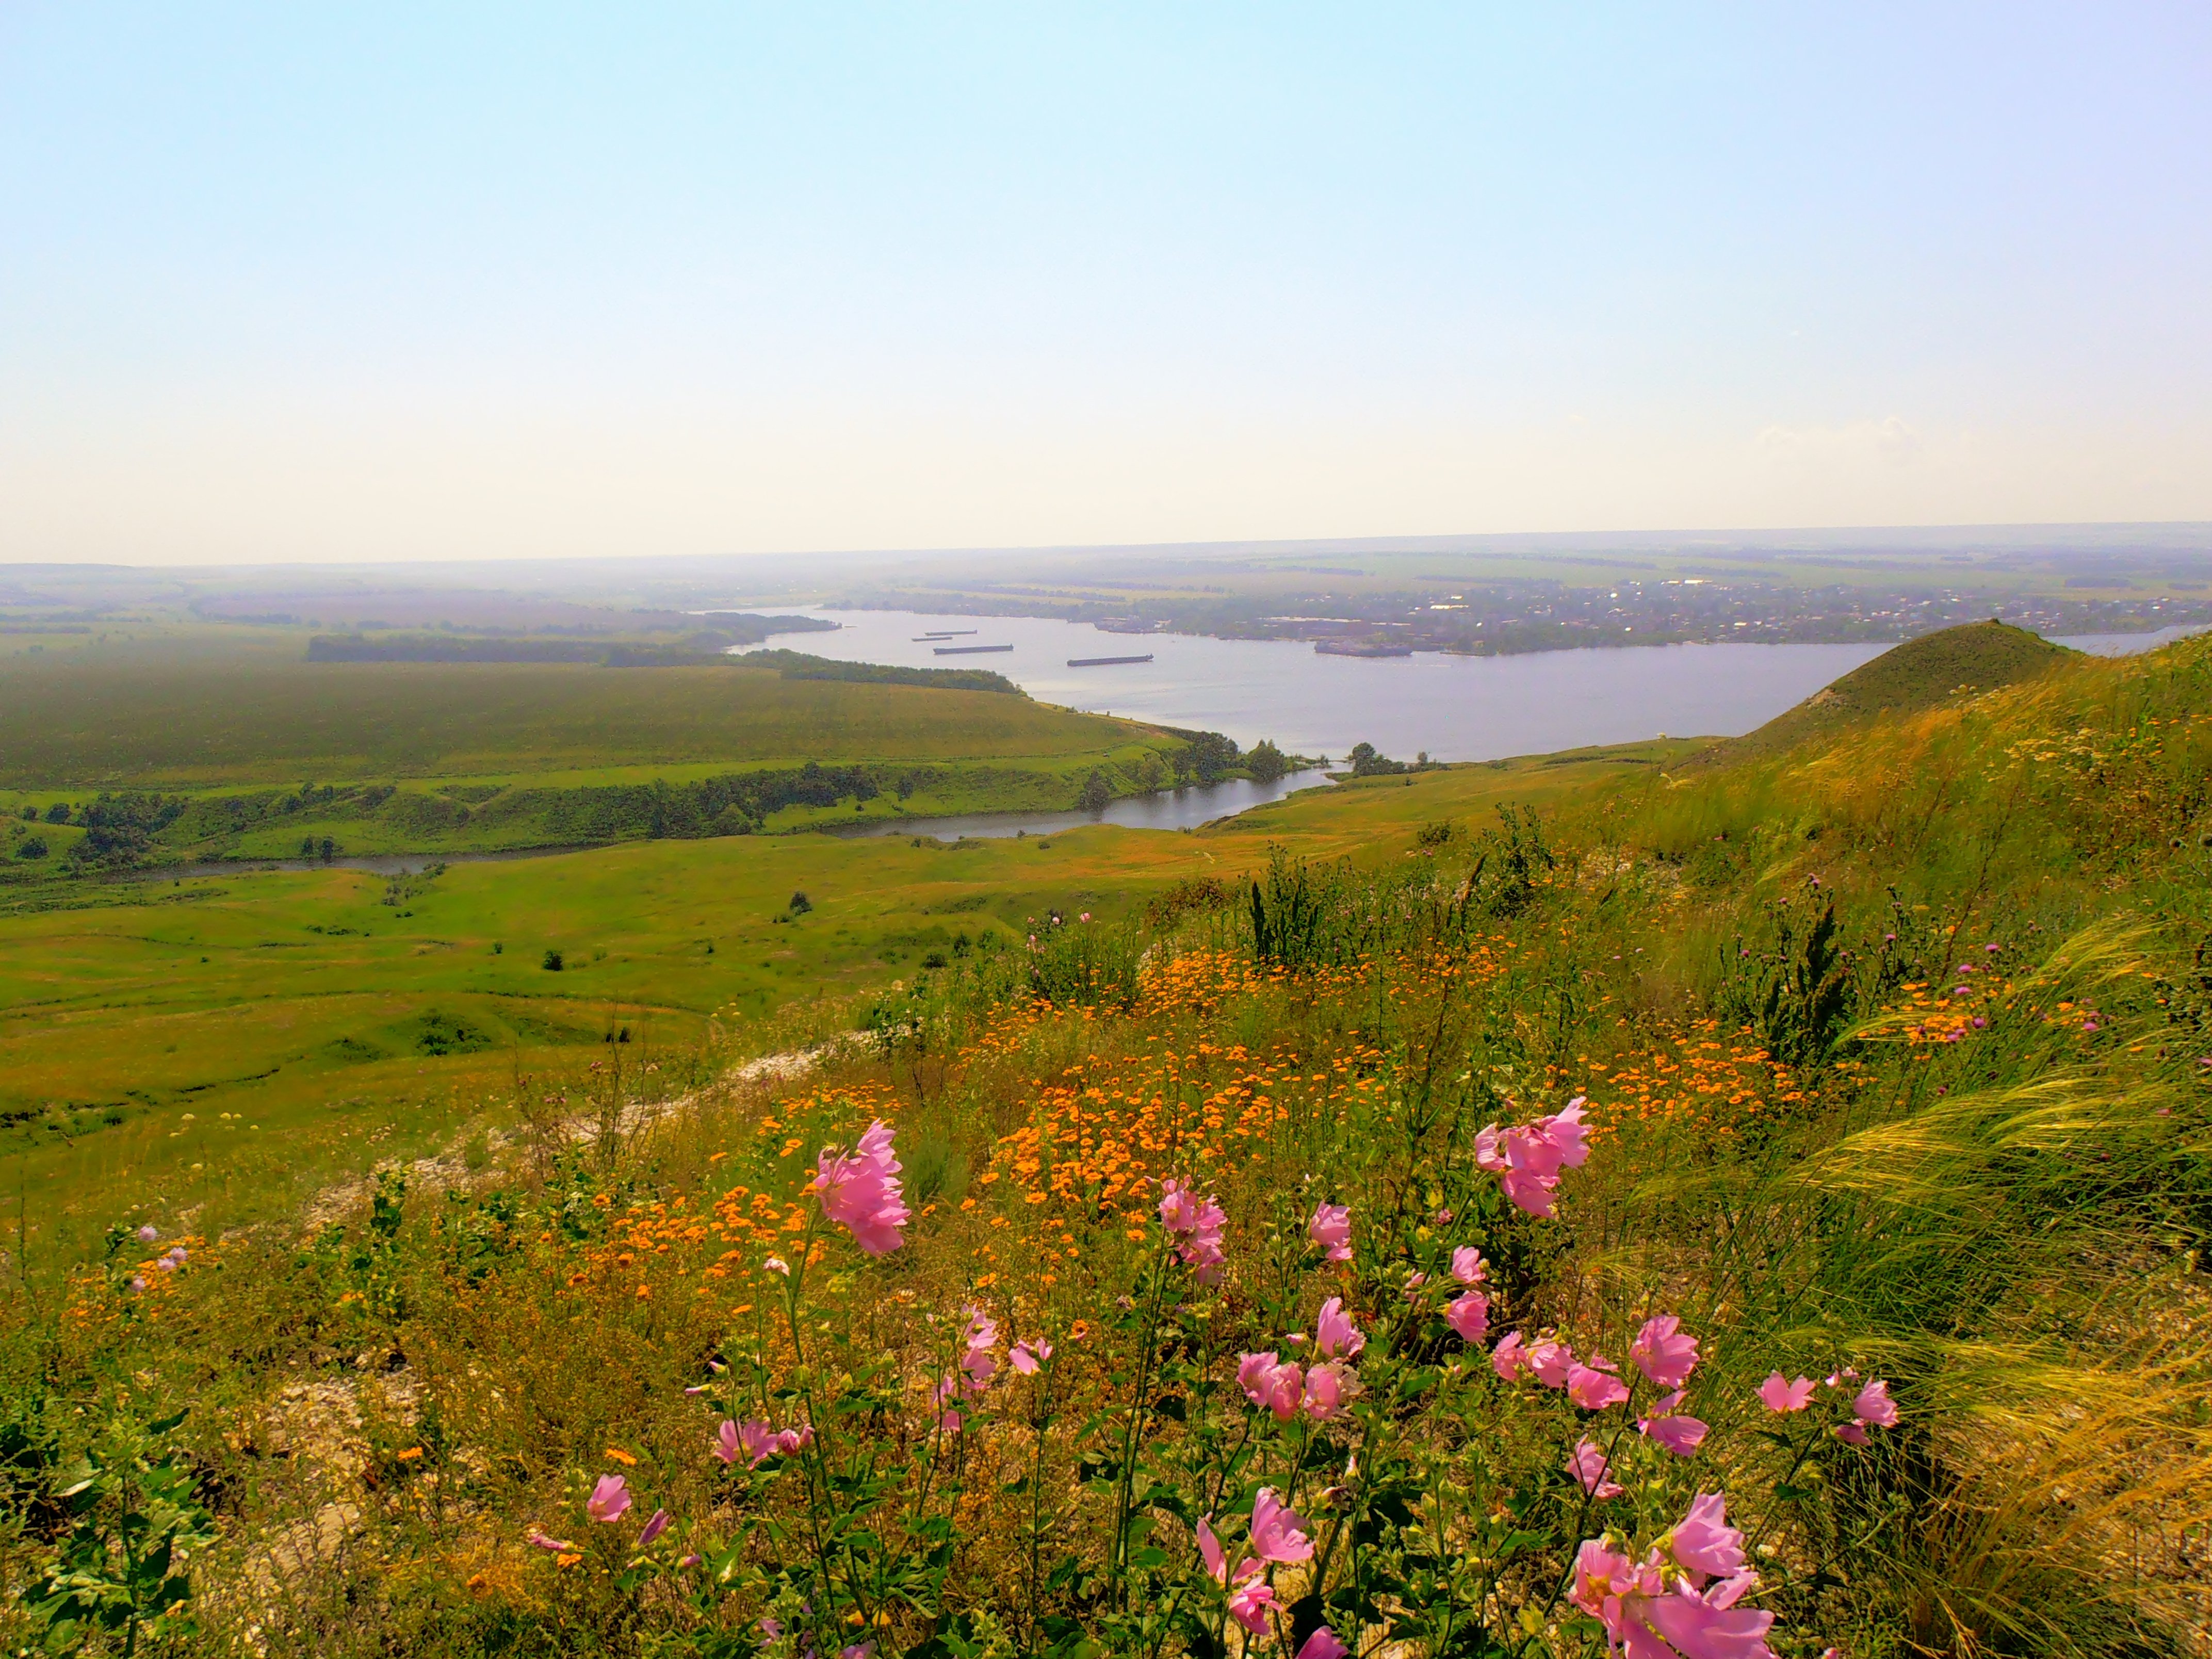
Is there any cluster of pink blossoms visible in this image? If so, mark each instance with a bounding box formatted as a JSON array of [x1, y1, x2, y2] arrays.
[[1196, 1488, 1315, 1634], [714, 1417, 813, 1470], [817, 1119, 910, 1256], [1572, 1493, 1777, 1659], [931, 1306, 1002, 1432], [1474, 1096, 1591, 1217], [1759, 1369, 1899, 1444], [1306, 1201, 1353, 1263], [1238, 1297, 1368, 1424], [1158, 1178, 1228, 1282], [1492, 1313, 1711, 1486]]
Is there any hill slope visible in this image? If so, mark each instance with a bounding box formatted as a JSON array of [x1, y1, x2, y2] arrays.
[[1712, 618, 2073, 762]]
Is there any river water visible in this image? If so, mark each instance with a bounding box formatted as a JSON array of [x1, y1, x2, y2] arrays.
[[738, 607, 2192, 764], [133, 614, 2199, 875]]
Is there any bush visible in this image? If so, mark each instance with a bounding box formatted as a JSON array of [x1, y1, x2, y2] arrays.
[[542, 948, 564, 971]]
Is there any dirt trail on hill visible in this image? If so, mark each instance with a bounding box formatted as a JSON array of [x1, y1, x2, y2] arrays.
[[296, 1041, 834, 1232]]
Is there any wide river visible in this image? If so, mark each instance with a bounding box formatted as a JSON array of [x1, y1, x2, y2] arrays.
[[738, 607, 2195, 765]]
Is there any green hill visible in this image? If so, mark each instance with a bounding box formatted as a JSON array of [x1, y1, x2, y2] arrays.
[[1713, 618, 2074, 762]]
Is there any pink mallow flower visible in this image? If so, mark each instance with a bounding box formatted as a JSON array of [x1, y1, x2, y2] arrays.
[[1853, 1379, 1899, 1428], [1445, 1291, 1489, 1343], [1567, 1438, 1624, 1499], [1568, 1355, 1632, 1411], [527, 1528, 576, 1552], [816, 1120, 910, 1256], [1314, 1297, 1366, 1361], [1475, 1097, 1592, 1218], [717, 1419, 808, 1468], [1572, 1519, 1777, 1659], [1250, 1487, 1314, 1564], [1630, 1314, 1701, 1391], [1451, 1246, 1487, 1285], [1639, 1391, 1711, 1456], [1010, 1339, 1052, 1375], [1758, 1373, 1815, 1414], [636, 1509, 670, 1547], [1308, 1201, 1352, 1263], [1526, 1336, 1576, 1390], [1238, 1352, 1306, 1421], [958, 1307, 1000, 1392], [1158, 1179, 1228, 1283], [1491, 1331, 1533, 1381], [1297, 1630, 1349, 1659], [1301, 1361, 1357, 1422], [586, 1474, 632, 1524], [1227, 1577, 1277, 1635], [1196, 1516, 1258, 1586]]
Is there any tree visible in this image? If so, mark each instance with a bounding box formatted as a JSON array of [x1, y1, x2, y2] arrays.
[[1246, 740, 1289, 783], [1078, 771, 1113, 813], [45, 802, 71, 824], [15, 837, 47, 860]]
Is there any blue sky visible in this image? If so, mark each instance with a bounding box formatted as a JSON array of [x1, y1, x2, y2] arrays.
[[4, 4, 2208, 563]]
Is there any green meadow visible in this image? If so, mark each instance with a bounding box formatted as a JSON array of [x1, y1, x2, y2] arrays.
[[0, 745, 1663, 1273]]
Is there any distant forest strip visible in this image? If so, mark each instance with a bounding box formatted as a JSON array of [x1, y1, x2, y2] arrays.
[[304, 634, 1021, 693], [10, 739, 1242, 872]]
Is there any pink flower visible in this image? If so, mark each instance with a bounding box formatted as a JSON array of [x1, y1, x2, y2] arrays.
[[1631, 1314, 1701, 1391], [1640, 1412, 1711, 1456], [1567, 1356, 1631, 1411], [1475, 1099, 1593, 1217], [1238, 1352, 1306, 1421], [1663, 1492, 1748, 1582], [718, 1419, 805, 1468], [1853, 1379, 1899, 1428], [136, 1224, 159, 1243], [816, 1120, 910, 1255], [1491, 1331, 1533, 1381], [1010, 1339, 1052, 1375], [1302, 1361, 1357, 1422], [128, 1276, 147, 1293], [1314, 1297, 1365, 1361], [1402, 1271, 1427, 1298], [1572, 1530, 1778, 1659], [1308, 1201, 1352, 1263], [1159, 1179, 1228, 1282], [764, 1256, 790, 1276], [1226, 1576, 1277, 1635], [636, 1509, 669, 1547], [1758, 1373, 1815, 1413], [958, 1307, 1000, 1391], [1445, 1291, 1489, 1343], [1833, 1422, 1869, 1446], [1527, 1336, 1576, 1389], [1297, 1630, 1349, 1659], [1250, 1487, 1314, 1564], [1567, 1438, 1624, 1499], [1197, 1515, 1258, 1586], [1450, 1246, 1487, 1285], [586, 1474, 632, 1523], [527, 1527, 577, 1551], [1159, 1177, 1205, 1234]]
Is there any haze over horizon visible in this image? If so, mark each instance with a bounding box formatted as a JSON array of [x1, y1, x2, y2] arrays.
[[5, 5, 2209, 567]]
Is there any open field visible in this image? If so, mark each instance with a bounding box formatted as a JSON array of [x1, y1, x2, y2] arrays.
[[0, 654, 1151, 788], [0, 625, 2205, 1656], [0, 744, 1679, 1271]]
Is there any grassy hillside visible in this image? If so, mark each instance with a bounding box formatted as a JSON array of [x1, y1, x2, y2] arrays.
[[1714, 617, 2073, 761], [0, 637, 2207, 1657], [0, 656, 1142, 787]]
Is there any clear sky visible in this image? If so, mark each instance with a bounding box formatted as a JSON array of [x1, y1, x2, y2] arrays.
[[4, 4, 2208, 565]]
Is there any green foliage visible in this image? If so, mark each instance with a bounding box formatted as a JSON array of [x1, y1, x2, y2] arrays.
[[27, 1403, 213, 1656]]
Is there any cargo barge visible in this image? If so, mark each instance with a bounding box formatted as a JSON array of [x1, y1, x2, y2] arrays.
[[932, 644, 1015, 655], [1066, 654, 1156, 667]]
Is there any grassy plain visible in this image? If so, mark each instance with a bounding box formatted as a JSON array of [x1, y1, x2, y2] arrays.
[[0, 650, 1151, 789], [0, 746, 1677, 1273], [0, 626, 2206, 1656]]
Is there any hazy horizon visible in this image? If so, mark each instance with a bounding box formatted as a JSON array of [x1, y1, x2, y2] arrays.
[[5, 6, 2208, 565]]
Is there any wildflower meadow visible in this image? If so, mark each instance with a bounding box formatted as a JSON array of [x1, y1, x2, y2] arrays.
[[7, 632, 2212, 1657]]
